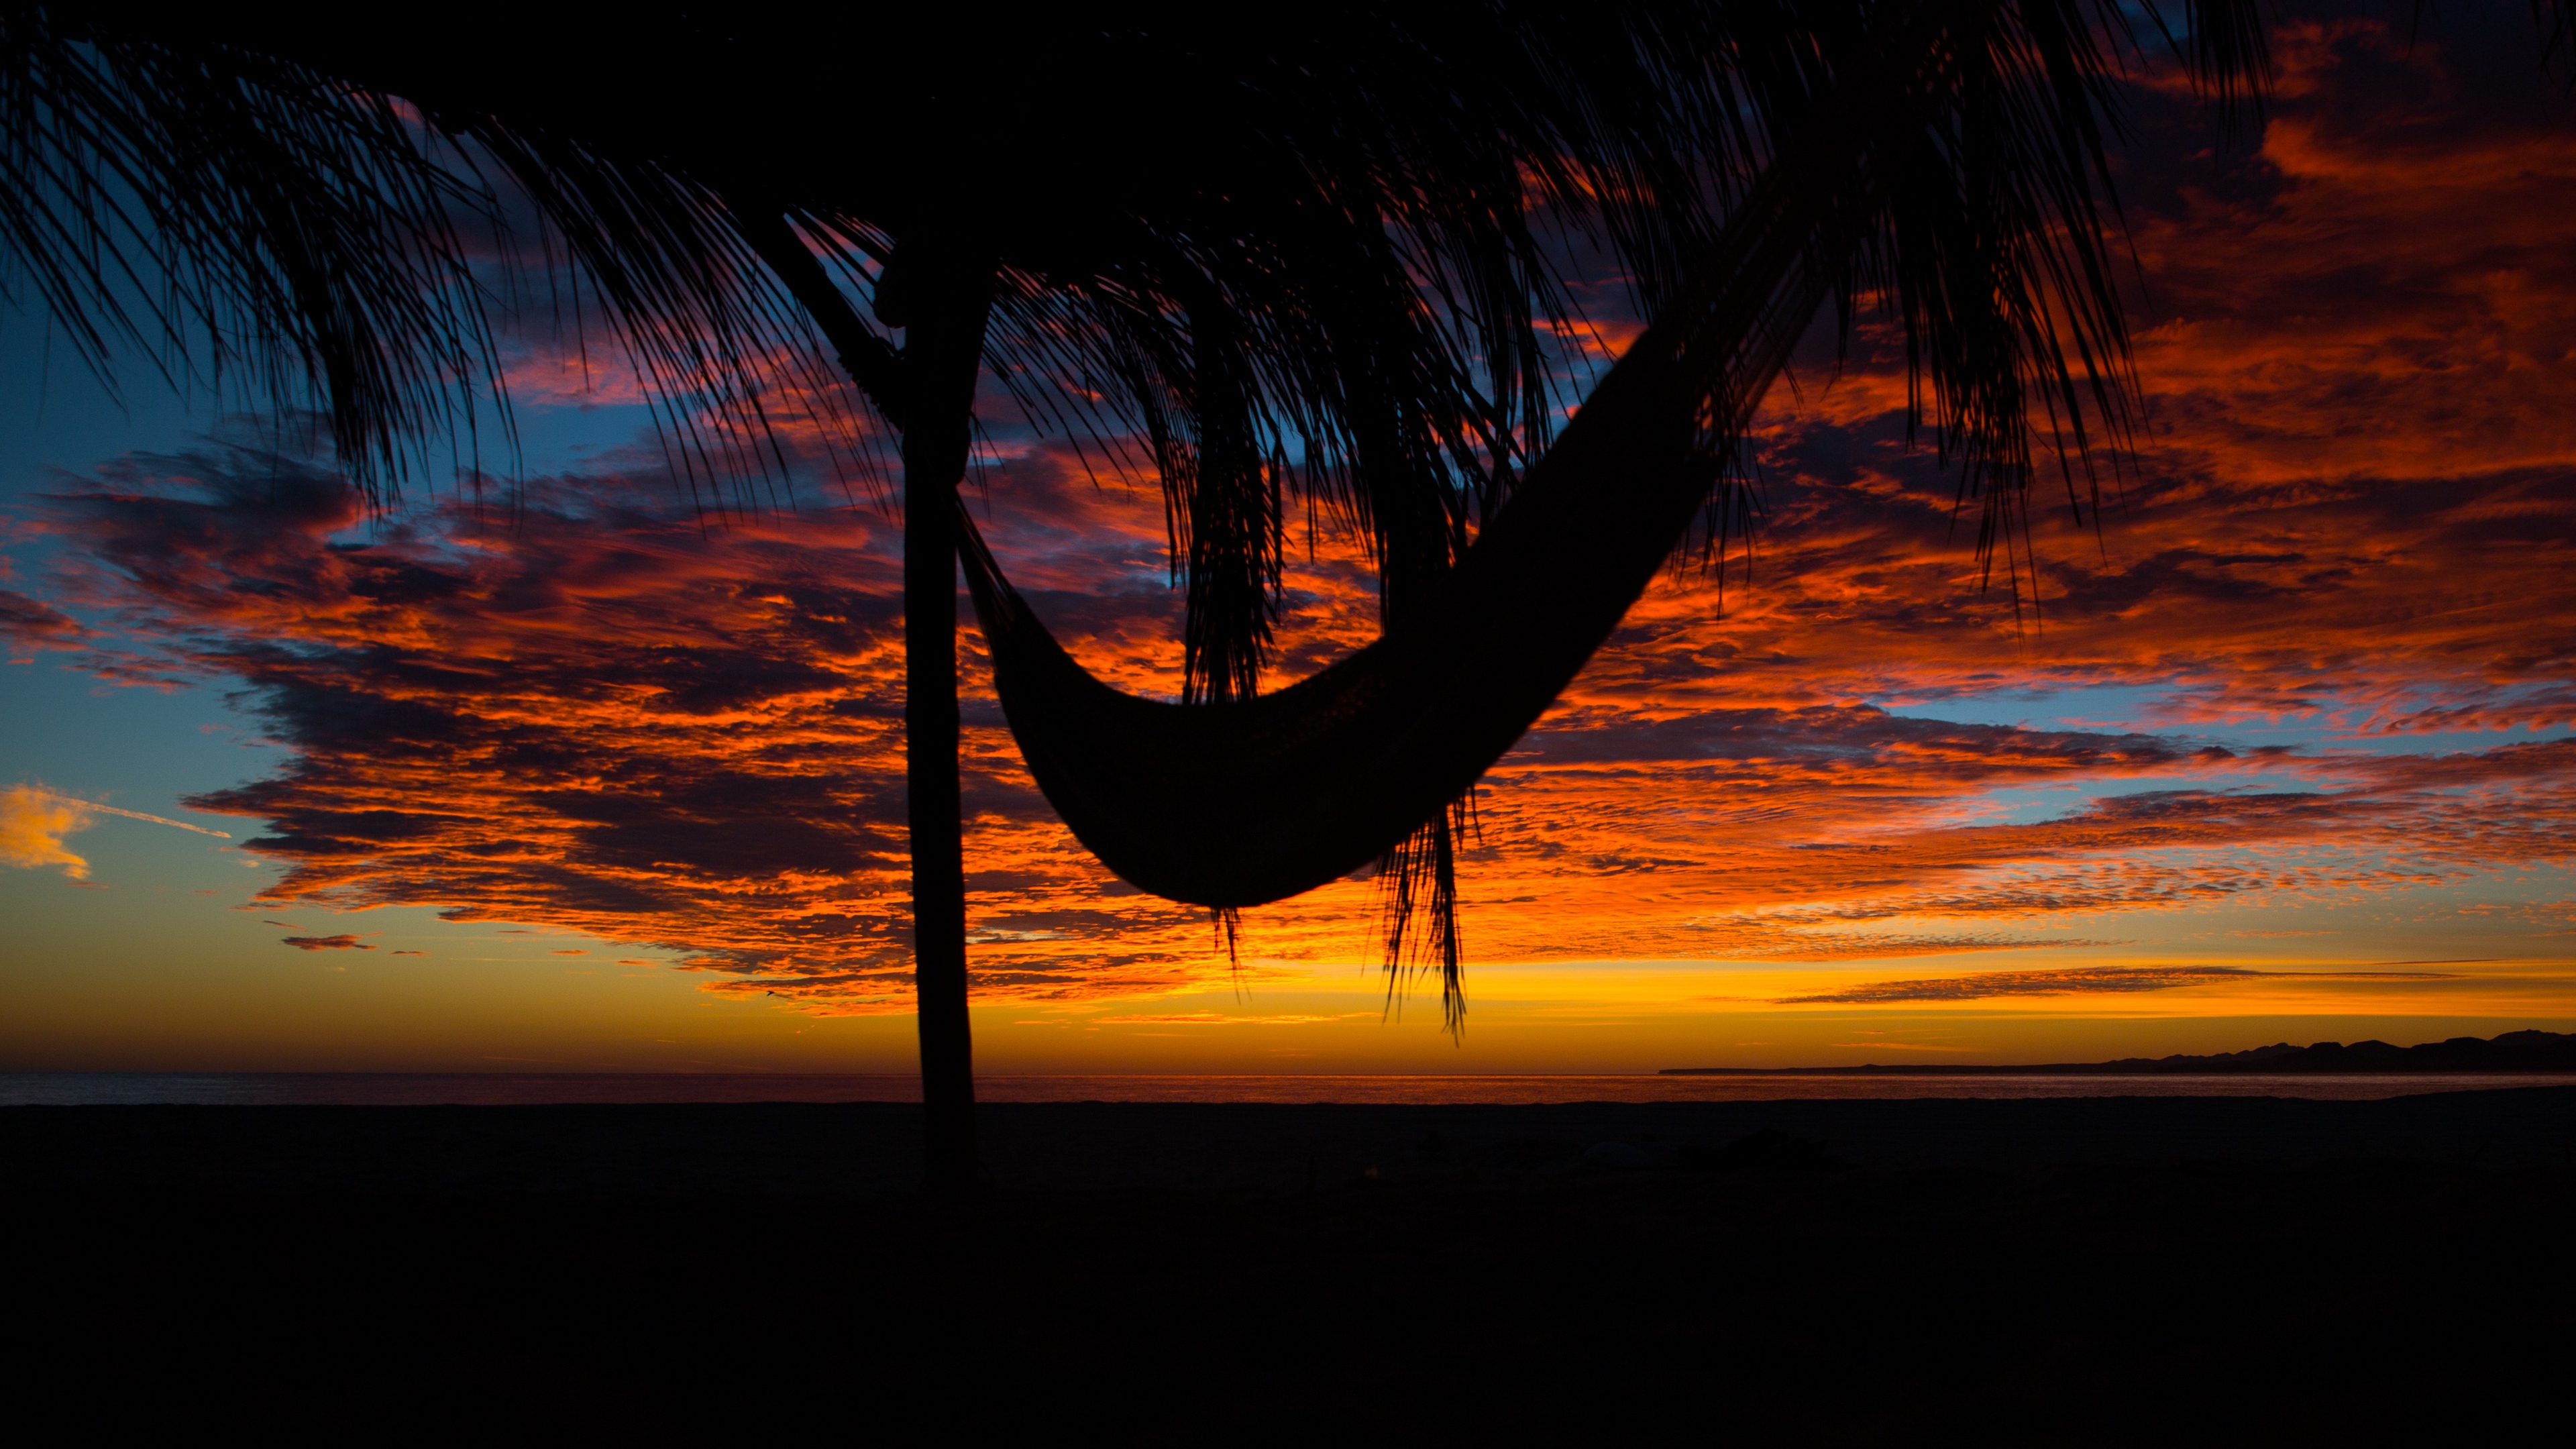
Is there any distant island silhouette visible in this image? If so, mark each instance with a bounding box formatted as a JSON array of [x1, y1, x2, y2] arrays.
[[1662, 1029, 2576, 1075]]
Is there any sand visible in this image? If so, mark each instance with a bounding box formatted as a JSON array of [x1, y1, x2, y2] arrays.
[[7, 1087, 2571, 1440]]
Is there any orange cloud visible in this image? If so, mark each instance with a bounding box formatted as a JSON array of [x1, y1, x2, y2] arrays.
[[39, 425, 2564, 1013], [0, 785, 91, 878]]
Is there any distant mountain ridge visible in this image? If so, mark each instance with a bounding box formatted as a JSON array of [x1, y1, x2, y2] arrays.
[[1661, 1030, 2576, 1075]]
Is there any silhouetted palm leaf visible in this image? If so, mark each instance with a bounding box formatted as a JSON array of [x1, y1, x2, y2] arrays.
[[0, 9, 505, 490]]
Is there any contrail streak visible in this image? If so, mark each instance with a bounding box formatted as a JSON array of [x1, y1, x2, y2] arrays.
[[29, 790, 231, 839]]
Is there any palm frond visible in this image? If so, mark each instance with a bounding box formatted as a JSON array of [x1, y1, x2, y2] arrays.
[[2540, 0, 2576, 78], [1, 7, 503, 494], [11, 5, 882, 510]]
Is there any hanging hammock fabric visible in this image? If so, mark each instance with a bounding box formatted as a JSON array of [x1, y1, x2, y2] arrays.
[[959, 167, 1836, 909]]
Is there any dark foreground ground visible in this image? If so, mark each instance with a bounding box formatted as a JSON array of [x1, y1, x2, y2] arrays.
[[7, 1089, 2573, 1442]]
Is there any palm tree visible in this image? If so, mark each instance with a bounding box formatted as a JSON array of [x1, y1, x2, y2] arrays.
[[36, 1, 2557, 1193]]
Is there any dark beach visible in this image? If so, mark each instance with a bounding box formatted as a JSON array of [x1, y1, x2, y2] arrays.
[[9, 1086, 2573, 1441]]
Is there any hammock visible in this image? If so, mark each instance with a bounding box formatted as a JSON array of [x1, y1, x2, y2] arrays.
[[959, 170, 1834, 909]]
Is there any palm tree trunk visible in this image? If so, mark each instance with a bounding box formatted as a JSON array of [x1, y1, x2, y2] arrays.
[[902, 275, 994, 1197], [718, 206, 996, 1193]]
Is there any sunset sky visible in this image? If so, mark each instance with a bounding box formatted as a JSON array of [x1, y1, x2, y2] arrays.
[[3, 3, 2571, 1075]]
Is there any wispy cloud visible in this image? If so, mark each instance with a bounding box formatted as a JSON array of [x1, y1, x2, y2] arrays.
[[17, 788, 229, 839], [1779, 965, 2457, 1004]]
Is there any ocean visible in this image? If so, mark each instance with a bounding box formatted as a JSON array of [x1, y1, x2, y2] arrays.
[[3, 1071, 2569, 1106]]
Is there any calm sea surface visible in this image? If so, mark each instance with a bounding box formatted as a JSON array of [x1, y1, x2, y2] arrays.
[[3, 1072, 2568, 1106]]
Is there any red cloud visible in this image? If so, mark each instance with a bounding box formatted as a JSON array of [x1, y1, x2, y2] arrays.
[[0, 589, 85, 656]]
